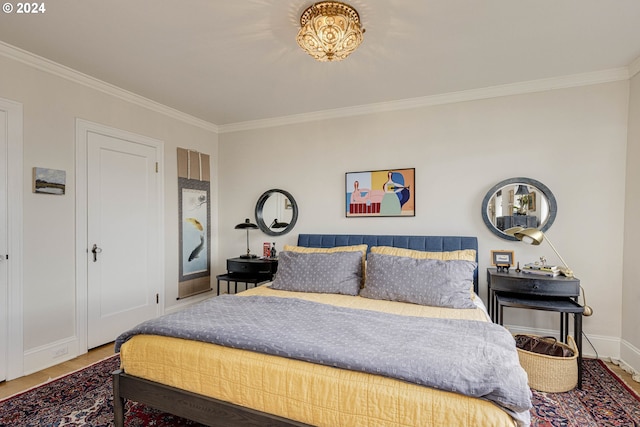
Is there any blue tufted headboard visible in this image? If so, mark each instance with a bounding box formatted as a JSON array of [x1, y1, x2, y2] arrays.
[[297, 234, 479, 293]]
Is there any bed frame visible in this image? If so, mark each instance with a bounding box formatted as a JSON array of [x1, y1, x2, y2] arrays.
[[113, 234, 478, 427]]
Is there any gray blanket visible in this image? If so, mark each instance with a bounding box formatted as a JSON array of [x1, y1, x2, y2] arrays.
[[116, 295, 531, 426]]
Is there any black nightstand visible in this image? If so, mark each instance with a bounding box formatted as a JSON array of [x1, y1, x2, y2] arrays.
[[488, 268, 580, 317], [487, 268, 584, 388], [216, 257, 278, 295]]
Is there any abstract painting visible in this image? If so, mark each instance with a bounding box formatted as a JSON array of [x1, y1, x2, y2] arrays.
[[346, 168, 415, 217]]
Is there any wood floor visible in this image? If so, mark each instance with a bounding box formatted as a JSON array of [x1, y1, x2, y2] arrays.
[[606, 361, 640, 395], [0, 343, 115, 400], [1, 344, 639, 401]]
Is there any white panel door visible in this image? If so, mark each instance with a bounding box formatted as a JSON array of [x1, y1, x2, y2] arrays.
[[0, 109, 7, 381], [87, 131, 160, 349]]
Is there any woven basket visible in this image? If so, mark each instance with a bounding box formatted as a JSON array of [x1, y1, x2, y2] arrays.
[[515, 334, 578, 392]]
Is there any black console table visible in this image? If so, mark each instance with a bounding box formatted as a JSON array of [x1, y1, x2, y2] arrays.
[[216, 257, 278, 295], [487, 268, 584, 388]]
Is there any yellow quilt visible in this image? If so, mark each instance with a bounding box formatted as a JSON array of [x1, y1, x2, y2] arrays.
[[120, 286, 517, 427]]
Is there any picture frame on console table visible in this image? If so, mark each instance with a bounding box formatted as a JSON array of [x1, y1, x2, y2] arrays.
[[491, 250, 514, 272], [345, 168, 415, 217]]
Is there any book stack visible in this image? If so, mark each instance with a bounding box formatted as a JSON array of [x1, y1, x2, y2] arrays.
[[521, 263, 560, 277]]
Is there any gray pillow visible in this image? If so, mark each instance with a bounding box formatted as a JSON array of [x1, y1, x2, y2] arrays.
[[270, 251, 362, 296], [360, 253, 477, 308]]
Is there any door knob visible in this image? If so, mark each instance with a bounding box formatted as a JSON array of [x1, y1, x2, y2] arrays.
[[91, 244, 102, 262]]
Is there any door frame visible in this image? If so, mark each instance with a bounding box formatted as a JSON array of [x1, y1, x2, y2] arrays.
[[1, 97, 24, 380], [75, 119, 165, 352]]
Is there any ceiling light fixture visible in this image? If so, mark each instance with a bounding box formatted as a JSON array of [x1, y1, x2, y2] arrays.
[[296, 1, 365, 62]]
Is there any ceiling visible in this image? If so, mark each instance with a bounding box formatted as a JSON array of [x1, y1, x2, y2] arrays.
[[1, 0, 640, 128]]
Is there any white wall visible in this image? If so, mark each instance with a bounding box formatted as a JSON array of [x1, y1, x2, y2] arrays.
[[622, 70, 640, 369], [2, 44, 637, 376], [0, 53, 218, 374], [220, 81, 630, 360]]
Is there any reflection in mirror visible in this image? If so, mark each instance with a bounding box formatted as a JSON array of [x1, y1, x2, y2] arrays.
[[255, 189, 298, 236], [481, 177, 557, 241], [270, 219, 289, 229], [262, 193, 292, 228]]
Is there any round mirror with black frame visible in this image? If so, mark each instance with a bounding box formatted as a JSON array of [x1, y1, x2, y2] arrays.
[[255, 189, 299, 236], [481, 177, 557, 241]]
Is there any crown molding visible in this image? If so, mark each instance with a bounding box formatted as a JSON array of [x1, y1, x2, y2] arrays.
[[1, 40, 632, 135], [219, 67, 630, 133], [0, 41, 219, 133], [630, 55, 640, 78]]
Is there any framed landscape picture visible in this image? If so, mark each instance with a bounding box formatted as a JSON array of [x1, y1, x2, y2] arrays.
[[345, 168, 415, 217], [33, 167, 66, 195], [491, 250, 514, 266]]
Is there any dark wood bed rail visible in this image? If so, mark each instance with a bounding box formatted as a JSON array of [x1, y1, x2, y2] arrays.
[[113, 370, 312, 427]]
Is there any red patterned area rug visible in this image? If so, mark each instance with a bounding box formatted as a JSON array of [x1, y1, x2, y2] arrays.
[[531, 358, 640, 426], [0, 355, 200, 427], [1, 355, 639, 426]]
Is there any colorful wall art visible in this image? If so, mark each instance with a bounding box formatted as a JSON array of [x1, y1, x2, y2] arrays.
[[345, 168, 415, 217]]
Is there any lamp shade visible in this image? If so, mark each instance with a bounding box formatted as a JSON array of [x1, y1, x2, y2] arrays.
[[515, 185, 530, 196], [235, 218, 258, 230], [513, 228, 544, 245]]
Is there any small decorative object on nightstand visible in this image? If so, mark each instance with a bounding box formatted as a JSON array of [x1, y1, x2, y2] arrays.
[[491, 250, 514, 273]]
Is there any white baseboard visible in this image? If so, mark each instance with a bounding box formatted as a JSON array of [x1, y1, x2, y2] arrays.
[[23, 336, 80, 376], [505, 325, 621, 359], [618, 339, 640, 381]]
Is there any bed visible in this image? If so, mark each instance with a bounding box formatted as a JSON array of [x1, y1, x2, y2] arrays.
[[113, 234, 531, 427]]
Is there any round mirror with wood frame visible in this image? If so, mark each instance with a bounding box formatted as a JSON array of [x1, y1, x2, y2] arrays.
[[255, 189, 299, 236], [481, 177, 557, 241]]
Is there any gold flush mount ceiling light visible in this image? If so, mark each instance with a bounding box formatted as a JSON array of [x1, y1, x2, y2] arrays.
[[296, 1, 365, 62]]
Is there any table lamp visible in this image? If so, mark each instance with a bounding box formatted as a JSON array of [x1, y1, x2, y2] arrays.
[[505, 227, 593, 316], [235, 218, 258, 259], [505, 227, 572, 277]]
